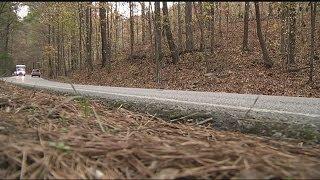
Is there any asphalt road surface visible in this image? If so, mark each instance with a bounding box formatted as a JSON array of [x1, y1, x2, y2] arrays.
[[2, 75, 320, 125]]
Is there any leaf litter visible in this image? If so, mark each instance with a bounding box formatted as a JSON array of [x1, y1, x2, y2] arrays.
[[0, 80, 320, 179], [55, 17, 320, 98]]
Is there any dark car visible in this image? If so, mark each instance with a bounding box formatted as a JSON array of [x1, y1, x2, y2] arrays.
[[31, 69, 41, 77]]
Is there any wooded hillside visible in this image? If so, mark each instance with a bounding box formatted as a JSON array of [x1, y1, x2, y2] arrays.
[[3, 2, 320, 97]]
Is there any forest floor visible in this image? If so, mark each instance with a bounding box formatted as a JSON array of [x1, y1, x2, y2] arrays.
[[1, 80, 320, 179], [53, 18, 320, 98]]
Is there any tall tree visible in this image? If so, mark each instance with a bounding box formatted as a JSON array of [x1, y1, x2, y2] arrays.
[[70, 30, 76, 71], [218, 2, 222, 37], [47, 24, 54, 77], [85, 2, 93, 71], [141, 2, 146, 44], [154, 2, 162, 84], [185, 2, 194, 52], [121, 16, 124, 49], [129, 2, 134, 56], [254, 2, 273, 68], [0, 2, 17, 54], [56, 22, 61, 76], [78, 3, 84, 69], [226, 2, 230, 36], [210, 2, 215, 53], [287, 2, 297, 66], [280, 2, 287, 55], [61, 23, 67, 76], [136, 10, 139, 44], [53, 25, 58, 77], [109, 3, 114, 49], [194, 2, 204, 51], [148, 2, 153, 44], [3, 19, 14, 52], [177, 2, 183, 51], [242, 2, 250, 51], [162, 2, 179, 64], [99, 2, 111, 71], [106, 3, 110, 43], [308, 2, 316, 84], [94, 7, 100, 64], [114, 2, 119, 52]]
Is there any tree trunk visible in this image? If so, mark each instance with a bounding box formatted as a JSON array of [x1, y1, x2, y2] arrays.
[[4, 20, 13, 52], [162, 2, 179, 64], [218, 2, 222, 38], [78, 3, 84, 69], [210, 2, 215, 53], [148, 2, 153, 44], [85, 2, 93, 71], [94, 9, 99, 64], [308, 2, 316, 84], [195, 2, 204, 51], [4, 24, 9, 52], [172, 3, 176, 36], [265, 5, 270, 41], [109, 4, 113, 51], [106, 3, 110, 42], [154, 2, 162, 84], [100, 2, 110, 71], [52, 25, 57, 78], [242, 2, 250, 51], [121, 19, 124, 49], [57, 23, 61, 76], [136, 12, 139, 44], [48, 24, 53, 78], [254, 2, 273, 68], [61, 24, 67, 76], [115, 2, 119, 53], [129, 2, 134, 56], [280, 2, 286, 55], [141, 2, 146, 44], [71, 33, 76, 71], [185, 2, 194, 52], [287, 2, 296, 66], [177, 2, 183, 52], [226, 3, 230, 36]]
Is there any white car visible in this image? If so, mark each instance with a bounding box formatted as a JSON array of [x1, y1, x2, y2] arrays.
[[16, 68, 26, 76]]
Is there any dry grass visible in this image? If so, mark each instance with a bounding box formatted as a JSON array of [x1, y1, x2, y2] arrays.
[[0, 81, 320, 179]]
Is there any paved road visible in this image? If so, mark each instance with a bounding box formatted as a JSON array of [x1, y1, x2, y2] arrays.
[[2, 75, 320, 125]]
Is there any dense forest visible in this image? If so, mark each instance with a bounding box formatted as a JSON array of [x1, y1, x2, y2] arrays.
[[1, 3, 320, 178], [0, 2, 19, 75], [1, 2, 319, 97]]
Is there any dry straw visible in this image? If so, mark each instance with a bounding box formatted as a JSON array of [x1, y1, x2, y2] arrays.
[[0, 80, 320, 179]]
